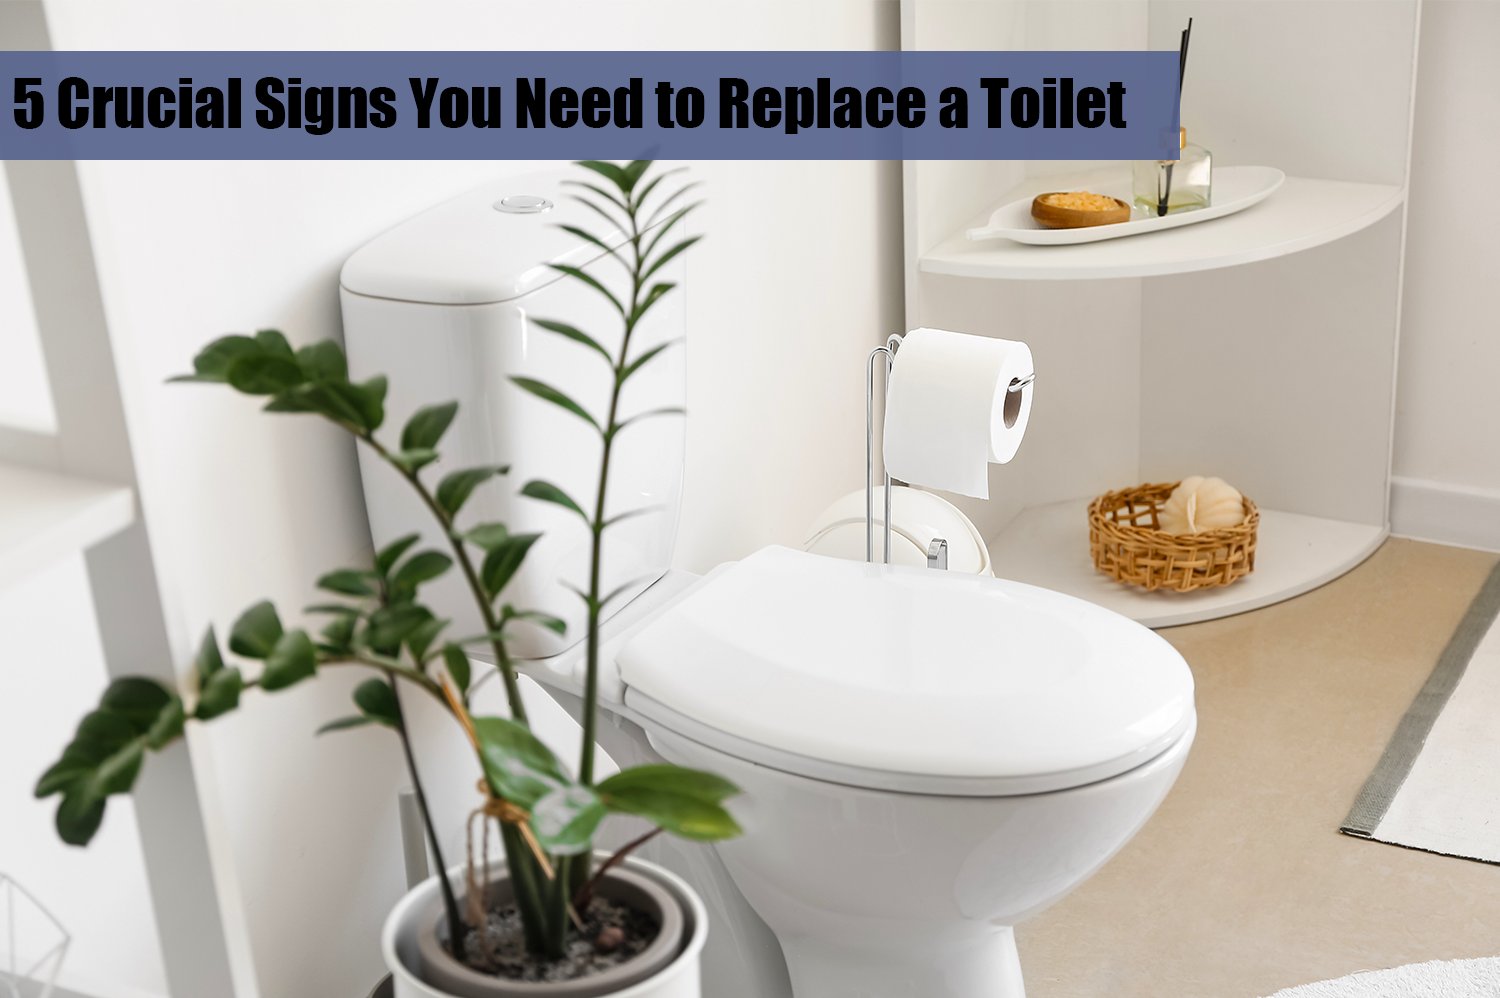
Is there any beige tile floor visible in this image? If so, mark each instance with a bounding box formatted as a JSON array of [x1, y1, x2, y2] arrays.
[[1016, 538, 1500, 998]]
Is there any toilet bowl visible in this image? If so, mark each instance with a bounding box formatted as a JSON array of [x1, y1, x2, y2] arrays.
[[526, 545, 1196, 998], [340, 171, 1195, 998]]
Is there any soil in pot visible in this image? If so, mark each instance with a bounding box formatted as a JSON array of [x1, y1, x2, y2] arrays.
[[415, 863, 685, 998], [462, 895, 658, 982]]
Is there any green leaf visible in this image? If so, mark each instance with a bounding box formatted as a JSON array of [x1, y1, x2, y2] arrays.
[[317, 569, 378, 597], [255, 329, 295, 357], [352, 375, 387, 431], [364, 604, 433, 654], [598, 764, 740, 802], [464, 523, 510, 551], [531, 785, 606, 856], [629, 166, 688, 212], [531, 318, 613, 364], [520, 480, 587, 520], [352, 678, 401, 728], [441, 644, 471, 693], [91, 739, 145, 797], [503, 606, 567, 636], [319, 613, 358, 654], [36, 710, 137, 798], [226, 353, 306, 396], [511, 377, 599, 430], [55, 792, 107, 846], [317, 715, 377, 734], [34, 682, 197, 847], [145, 696, 186, 750], [401, 401, 458, 452], [101, 677, 174, 732], [392, 550, 453, 590], [264, 382, 365, 425], [597, 764, 742, 841], [405, 616, 449, 664], [229, 601, 284, 659], [547, 263, 623, 316], [195, 627, 225, 685], [179, 335, 260, 382], [555, 224, 625, 264], [436, 465, 508, 517], [375, 534, 421, 577], [615, 407, 685, 435], [472, 716, 570, 809], [389, 448, 438, 473], [622, 159, 652, 190], [631, 281, 676, 324], [618, 341, 678, 386], [576, 159, 630, 191], [196, 666, 244, 720], [643, 201, 701, 258], [640, 235, 701, 286], [481, 533, 540, 599], [296, 340, 348, 382], [260, 630, 317, 691], [305, 603, 361, 617]]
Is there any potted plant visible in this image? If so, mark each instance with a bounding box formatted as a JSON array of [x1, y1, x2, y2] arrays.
[[35, 161, 736, 997]]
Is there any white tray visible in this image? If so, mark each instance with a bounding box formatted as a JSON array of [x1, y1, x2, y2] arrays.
[[966, 166, 1286, 246]]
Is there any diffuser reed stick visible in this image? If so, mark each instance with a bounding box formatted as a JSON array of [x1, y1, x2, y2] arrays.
[[1159, 17, 1194, 217]]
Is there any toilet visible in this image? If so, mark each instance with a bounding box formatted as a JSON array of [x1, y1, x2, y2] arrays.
[[342, 169, 1196, 998]]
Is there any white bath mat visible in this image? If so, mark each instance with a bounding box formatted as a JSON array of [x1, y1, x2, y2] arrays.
[[1342, 561, 1500, 862], [1259, 956, 1500, 997]]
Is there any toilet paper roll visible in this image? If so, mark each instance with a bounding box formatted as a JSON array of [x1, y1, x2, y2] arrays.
[[882, 327, 1034, 500]]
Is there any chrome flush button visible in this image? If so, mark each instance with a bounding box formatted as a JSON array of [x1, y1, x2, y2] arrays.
[[493, 195, 553, 214]]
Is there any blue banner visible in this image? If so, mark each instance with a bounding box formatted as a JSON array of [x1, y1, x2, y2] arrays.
[[3, 51, 1181, 160]]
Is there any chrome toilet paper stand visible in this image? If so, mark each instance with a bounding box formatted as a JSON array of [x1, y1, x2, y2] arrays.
[[866, 333, 1033, 568], [866, 334, 904, 565]]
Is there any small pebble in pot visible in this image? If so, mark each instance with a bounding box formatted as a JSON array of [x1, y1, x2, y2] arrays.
[[594, 926, 625, 953]]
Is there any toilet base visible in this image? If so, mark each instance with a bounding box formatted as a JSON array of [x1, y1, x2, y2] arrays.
[[780, 924, 1025, 998]]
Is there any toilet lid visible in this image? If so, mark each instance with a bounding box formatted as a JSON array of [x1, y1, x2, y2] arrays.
[[616, 546, 1195, 794]]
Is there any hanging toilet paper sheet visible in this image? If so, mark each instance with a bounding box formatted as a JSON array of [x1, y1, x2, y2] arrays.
[[882, 327, 1033, 499]]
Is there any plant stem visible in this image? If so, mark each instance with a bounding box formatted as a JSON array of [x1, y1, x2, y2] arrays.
[[388, 676, 468, 958], [579, 185, 647, 788], [572, 827, 662, 912], [501, 822, 551, 954]]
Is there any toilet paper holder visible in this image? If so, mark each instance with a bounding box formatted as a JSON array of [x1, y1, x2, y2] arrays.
[[866, 334, 1033, 565]]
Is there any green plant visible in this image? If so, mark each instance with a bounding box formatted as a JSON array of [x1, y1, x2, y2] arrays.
[[35, 160, 738, 968]]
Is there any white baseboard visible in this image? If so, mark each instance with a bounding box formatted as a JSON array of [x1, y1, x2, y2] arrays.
[[1390, 476, 1500, 553]]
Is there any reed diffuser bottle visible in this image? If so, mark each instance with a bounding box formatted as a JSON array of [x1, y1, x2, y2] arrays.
[[1135, 18, 1210, 217], [1133, 127, 1212, 215]]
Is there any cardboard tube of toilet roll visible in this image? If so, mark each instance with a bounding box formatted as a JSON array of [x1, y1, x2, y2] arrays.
[[881, 328, 1034, 500]]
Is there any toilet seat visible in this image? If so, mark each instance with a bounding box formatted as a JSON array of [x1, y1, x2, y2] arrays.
[[616, 545, 1196, 796]]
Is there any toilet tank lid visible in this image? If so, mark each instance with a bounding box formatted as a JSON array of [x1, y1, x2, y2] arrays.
[[340, 168, 625, 306], [616, 546, 1196, 789]]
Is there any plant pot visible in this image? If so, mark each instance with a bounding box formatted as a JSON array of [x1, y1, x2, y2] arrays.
[[383, 854, 706, 998]]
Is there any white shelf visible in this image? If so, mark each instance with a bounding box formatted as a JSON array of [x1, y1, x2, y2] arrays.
[[988, 498, 1387, 629], [920, 169, 1404, 281], [0, 462, 135, 585]]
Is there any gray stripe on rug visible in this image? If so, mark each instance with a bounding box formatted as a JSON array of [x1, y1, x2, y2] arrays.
[[1342, 559, 1500, 837]]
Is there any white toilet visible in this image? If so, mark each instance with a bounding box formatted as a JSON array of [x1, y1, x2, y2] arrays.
[[341, 169, 1196, 998]]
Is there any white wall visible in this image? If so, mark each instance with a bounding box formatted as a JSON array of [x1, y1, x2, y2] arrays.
[[0, 558, 169, 998], [1389, 0, 1500, 552], [37, 3, 903, 997]]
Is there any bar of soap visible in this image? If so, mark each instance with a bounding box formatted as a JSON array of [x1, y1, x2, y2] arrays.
[[1158, 476, 1244, 534]]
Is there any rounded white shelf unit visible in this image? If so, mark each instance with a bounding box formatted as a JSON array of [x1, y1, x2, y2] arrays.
[[988, 499, 1388, 629], [920, 168, 1404, 281]]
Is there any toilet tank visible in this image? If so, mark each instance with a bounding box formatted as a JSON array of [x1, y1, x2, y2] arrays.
[[339, 168, 686, 660]]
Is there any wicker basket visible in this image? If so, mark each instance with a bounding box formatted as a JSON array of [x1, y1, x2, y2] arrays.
[[1087, 482, 1259, 592]]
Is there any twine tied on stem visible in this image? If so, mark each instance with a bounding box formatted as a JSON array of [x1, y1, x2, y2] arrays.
[[440, 672, 587, 938]]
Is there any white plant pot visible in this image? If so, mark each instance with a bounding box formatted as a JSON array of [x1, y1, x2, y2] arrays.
[[382, 855, 706, 998]]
